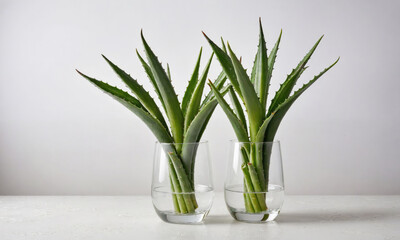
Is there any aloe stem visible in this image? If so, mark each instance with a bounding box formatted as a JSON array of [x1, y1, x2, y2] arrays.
[[240, 148, 266, 212], [167, 158, 188, 213], [247, 163, 267, 211], [168, 151, 197, 212], [240, 148, 257, 212], [169, 176, 181, 213], [241, 146, 267, 212], [263, 144, 273, 191], [243, 184, 255, 213], [242, 163, 261, 212], [254, 143, 266, 191]]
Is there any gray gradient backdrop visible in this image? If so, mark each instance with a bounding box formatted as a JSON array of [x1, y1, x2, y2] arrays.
[[1, 0, 399, 195]]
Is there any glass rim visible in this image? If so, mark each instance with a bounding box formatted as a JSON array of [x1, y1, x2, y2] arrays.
[[229, 139, 280, 144], [155, 140, 208, 145]]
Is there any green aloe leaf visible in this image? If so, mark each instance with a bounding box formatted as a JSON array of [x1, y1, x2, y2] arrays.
[[262, 58, 339, 186], [181, 99, 218, 180], [250, 19, 269, 111], [182, 87, 229, 184], [228, 86, 247, 132], [268, 35, 323, 115], [221, 37, 227, 53], [184, 53, 213, 132], [208, 81, 249, 142], [182, 48, 202, 116], [136, 50, 166, 111], [268, 66, 308, 116], [185, 85, 230, 144], [167, 151, 195, 211], [141, 31, 184, 145], [196, 84, 230, 141], [265, 57, 340, 142], [264, 30, 282, 107], [227, 43, 263, 141], [102, 55, 168, 130], [267, 30, 282, 84], [167, 63, 172, 81], [203, 32, 242, 98], [200, 71, 227, 109], [254, 113, 274, 143], [76, 70, 173, 143]]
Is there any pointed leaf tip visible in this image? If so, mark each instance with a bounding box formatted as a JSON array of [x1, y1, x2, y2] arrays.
[[202, 31, 210, 40], [140, 29, 146, 42], [101, 54, 109, 62], [75, 69, 83, 76], [76, 69, 85, 76]]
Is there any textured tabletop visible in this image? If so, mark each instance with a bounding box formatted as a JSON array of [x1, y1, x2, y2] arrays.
[[0, 194, 399, 240]]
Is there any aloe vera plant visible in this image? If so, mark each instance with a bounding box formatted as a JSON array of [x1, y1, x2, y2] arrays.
[[204, 20, 339, 213], [76, 31, 228, 214]]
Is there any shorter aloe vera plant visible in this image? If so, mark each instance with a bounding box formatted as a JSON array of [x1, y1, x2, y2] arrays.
[[76, 31, 228, 214], [204, 20, 339, 214]]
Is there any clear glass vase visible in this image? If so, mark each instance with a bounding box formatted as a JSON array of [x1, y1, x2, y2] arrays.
[[225, 141, 284, 223], [151, 141, 214, 224]]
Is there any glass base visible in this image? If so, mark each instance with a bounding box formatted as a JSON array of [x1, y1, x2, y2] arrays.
[[155, 210, 209, 224], [228, 208, 280, 223]]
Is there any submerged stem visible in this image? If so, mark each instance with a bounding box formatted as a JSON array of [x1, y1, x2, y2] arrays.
[[242, 163, 261, 212], [168, 159, 188, 213], [240, 145, 268, 213], [248, 163, 267, 210], [166, 150, 199, 213], [169, 177, 180, 212], [168, 152, 195, 212], [243, 184, 255, 213]]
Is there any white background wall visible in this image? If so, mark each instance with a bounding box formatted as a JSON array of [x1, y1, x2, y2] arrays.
[[1, 0, 399, 195]]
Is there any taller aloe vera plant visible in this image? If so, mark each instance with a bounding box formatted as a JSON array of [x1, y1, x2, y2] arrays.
[[204, 20, 339, 213], [76, 31, 227, 214]]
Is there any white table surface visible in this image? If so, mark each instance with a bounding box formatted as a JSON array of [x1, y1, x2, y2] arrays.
[[0, 194, 399, 240]]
